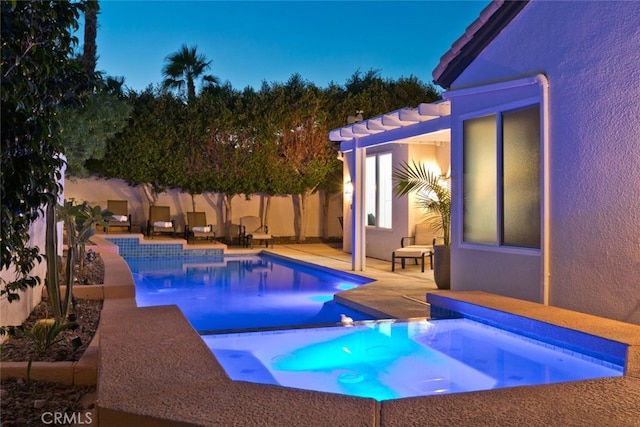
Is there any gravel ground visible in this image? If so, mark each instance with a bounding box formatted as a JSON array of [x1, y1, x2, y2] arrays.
[[1, 254, 103, 426], [0, 378, 96, 427], [1, 299, 102, 363]]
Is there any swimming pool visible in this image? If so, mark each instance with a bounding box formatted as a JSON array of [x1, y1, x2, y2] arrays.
[[204, 318, 624, 401], [127, 254, 376, 332]]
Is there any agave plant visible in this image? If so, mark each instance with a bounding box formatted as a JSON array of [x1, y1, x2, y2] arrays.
[[393, 160, 451, 246], [23, 317, 78, 386]]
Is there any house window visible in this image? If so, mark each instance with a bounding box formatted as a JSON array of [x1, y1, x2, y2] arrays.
[[365, 152, 392, 228], [463, 104, 540, 249]]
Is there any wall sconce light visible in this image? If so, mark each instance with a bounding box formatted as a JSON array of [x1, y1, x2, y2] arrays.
[[344, 180, 354, 207]]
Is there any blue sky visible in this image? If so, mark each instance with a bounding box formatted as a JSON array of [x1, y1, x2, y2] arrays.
[[90, 1, 490, 92]]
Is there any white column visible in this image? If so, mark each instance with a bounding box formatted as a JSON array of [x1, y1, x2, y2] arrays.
[[351, 142, 366, 271]]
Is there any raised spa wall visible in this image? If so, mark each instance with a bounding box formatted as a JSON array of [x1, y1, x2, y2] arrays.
[[93, 237, 640, 426]]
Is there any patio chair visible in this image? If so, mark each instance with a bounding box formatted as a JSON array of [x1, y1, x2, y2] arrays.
[[391, 223, 434, 272], [184, 211, 216, 243], [239, 216, 272, 248], [104, 200, 132, 233], [147, 205, 176, 238]]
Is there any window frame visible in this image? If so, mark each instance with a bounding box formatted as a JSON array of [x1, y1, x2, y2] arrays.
[[459, 96, 542, 254], [365, 151, 393, 229]]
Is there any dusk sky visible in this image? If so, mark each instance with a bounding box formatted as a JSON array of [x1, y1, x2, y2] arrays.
[[90, 1, 490, 92]]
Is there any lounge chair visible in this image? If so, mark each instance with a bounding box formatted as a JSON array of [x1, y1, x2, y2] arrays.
[[104, 200, 131, 233], [239, 216, 272, 248], [392, 223, 434, 272], [147, 205, 176, 238], [184, 211, 216, 243]]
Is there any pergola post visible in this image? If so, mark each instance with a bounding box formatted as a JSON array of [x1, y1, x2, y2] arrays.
[[351, 141, 366, 271]]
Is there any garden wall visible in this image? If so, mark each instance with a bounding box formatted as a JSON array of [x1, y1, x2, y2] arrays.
[[64, 176, 344, 241]]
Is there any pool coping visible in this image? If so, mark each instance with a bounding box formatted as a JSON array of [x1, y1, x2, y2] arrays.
[[93, 243, 640, 426]]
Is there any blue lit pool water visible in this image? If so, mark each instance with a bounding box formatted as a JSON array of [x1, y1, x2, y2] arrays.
[[127, 254, 376, 332], [204, 318, 623, 401]]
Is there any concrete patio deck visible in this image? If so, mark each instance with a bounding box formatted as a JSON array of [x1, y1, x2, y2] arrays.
[[92, 239, 640, 426], [259, 243, 439, 319]]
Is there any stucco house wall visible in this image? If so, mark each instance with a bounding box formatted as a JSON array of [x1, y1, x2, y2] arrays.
[[364, 143, 412, 262], [447, 1, 640, 324], [0, 218, 47, 328]]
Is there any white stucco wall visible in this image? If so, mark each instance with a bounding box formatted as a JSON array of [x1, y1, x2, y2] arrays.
[[449, 1, 640, 324], [0, 218, 46, 328], [448, 80, 545, 303], [364, 143, 410, 261]]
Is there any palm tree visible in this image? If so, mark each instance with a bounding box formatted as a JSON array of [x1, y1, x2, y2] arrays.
[[102, 75, 127, 98], [162, 45, 218, 103], [83, 0, 99, 86], [393, 160, 451, 245], [394, 160, 451, 289]]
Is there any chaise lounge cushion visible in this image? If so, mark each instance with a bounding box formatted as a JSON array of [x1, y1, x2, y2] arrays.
[[154, 221, 173, 228], [394, 247, 427, 258]]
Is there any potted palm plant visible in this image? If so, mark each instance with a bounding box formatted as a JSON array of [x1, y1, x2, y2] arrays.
[[393, 160, 451, 289]]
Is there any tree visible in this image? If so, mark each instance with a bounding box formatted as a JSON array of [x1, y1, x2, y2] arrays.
[[181, 82, 240, 232], [1, 1, 87, 303], [82, 0, 100, 84], [162, 45, 218, 103], [268, 75, 340, 242], [61, 0, 130, 178], [193, 84, 262, 241], [90, 69, 440, 244], [100, 88, 188, 205], [185, 82, 285, 241], [316, 163, 343, 241], [204, 131, 258, 241], [102, 75, 128, 99], [234, 83, 287, 227], [277, 114, 340, 242], [58, 90, 132, 177], [325, 70, 441, 130]]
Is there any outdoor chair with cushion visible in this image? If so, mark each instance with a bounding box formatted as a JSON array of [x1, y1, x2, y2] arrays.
[[392, 223, 434, 272], [147, 205, 176, 238], [104, 200, 132, 233], [184, 211, 216, 243], [239, 216, 272, 248]]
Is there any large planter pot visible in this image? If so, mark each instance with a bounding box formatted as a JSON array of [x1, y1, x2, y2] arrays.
[[433, 245, 450, 290]]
